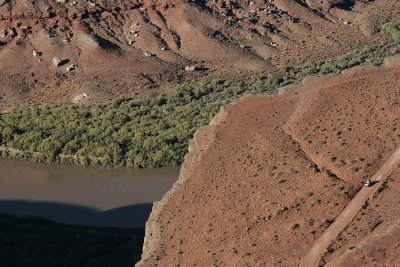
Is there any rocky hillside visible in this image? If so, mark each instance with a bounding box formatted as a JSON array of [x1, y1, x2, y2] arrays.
[[137, 57, 400, 266], [0, 0, 398, 110]]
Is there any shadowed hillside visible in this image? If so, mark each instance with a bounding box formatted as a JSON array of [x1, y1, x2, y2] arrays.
[[0, 214, 145, 267]]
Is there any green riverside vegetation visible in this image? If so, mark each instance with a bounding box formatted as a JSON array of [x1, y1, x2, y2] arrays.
[[1, 22, 399, 168]]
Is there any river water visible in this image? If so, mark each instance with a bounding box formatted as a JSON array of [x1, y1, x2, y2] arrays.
[[0, 159, 179, 228]]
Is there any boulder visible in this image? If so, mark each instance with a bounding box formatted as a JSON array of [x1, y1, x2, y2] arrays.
[[53, 57, 62, 66], [143, 51, 154, 57], [33, 50, 42, 57], [185, 65, 196, 72], [66, 64, 78, 72]]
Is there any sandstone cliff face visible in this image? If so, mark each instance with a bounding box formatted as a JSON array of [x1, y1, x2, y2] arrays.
[[137, 100, 234, 266], [138, 58, 400, 266]]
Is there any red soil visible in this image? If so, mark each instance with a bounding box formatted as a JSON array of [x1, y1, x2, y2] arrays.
[[0, 0, 398, 111], [138, 60, 400, 266], [301, 147, 400, 267], [323, 169, 400, 266]]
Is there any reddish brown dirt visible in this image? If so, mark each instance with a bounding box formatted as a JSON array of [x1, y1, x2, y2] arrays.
[[322, 168, 400, 267], [300, 147, 400, 267], [323, 168, 400, 266], [138, 61, 400, 266], [0, 0, 399, 111]]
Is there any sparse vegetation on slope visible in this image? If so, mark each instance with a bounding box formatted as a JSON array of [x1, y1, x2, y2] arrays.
[[0, 30, 399, 168], [382, 19, 400, 41]]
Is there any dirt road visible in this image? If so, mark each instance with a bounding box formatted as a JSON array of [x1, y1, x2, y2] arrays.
[[300, 147, 400, 267]]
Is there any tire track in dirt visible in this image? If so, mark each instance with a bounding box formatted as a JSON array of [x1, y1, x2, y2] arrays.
[[300, 147, 400, 267]]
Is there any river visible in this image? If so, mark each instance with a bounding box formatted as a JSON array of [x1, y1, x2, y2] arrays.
[[0, 159, 179, 228]]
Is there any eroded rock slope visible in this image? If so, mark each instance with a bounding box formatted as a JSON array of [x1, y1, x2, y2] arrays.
[[0, 0, 398, 110]]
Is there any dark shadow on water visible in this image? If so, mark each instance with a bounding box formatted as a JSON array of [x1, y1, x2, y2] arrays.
[[0, 213, 145, 267], [0, 200, 153, 228]]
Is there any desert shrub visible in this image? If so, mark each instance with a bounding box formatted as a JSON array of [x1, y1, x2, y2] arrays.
[[0, 30, 399, 168], [382, 19, 400, 41]]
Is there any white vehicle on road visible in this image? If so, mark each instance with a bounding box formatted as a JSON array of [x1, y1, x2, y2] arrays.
[[364, 179, 372, 187]]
